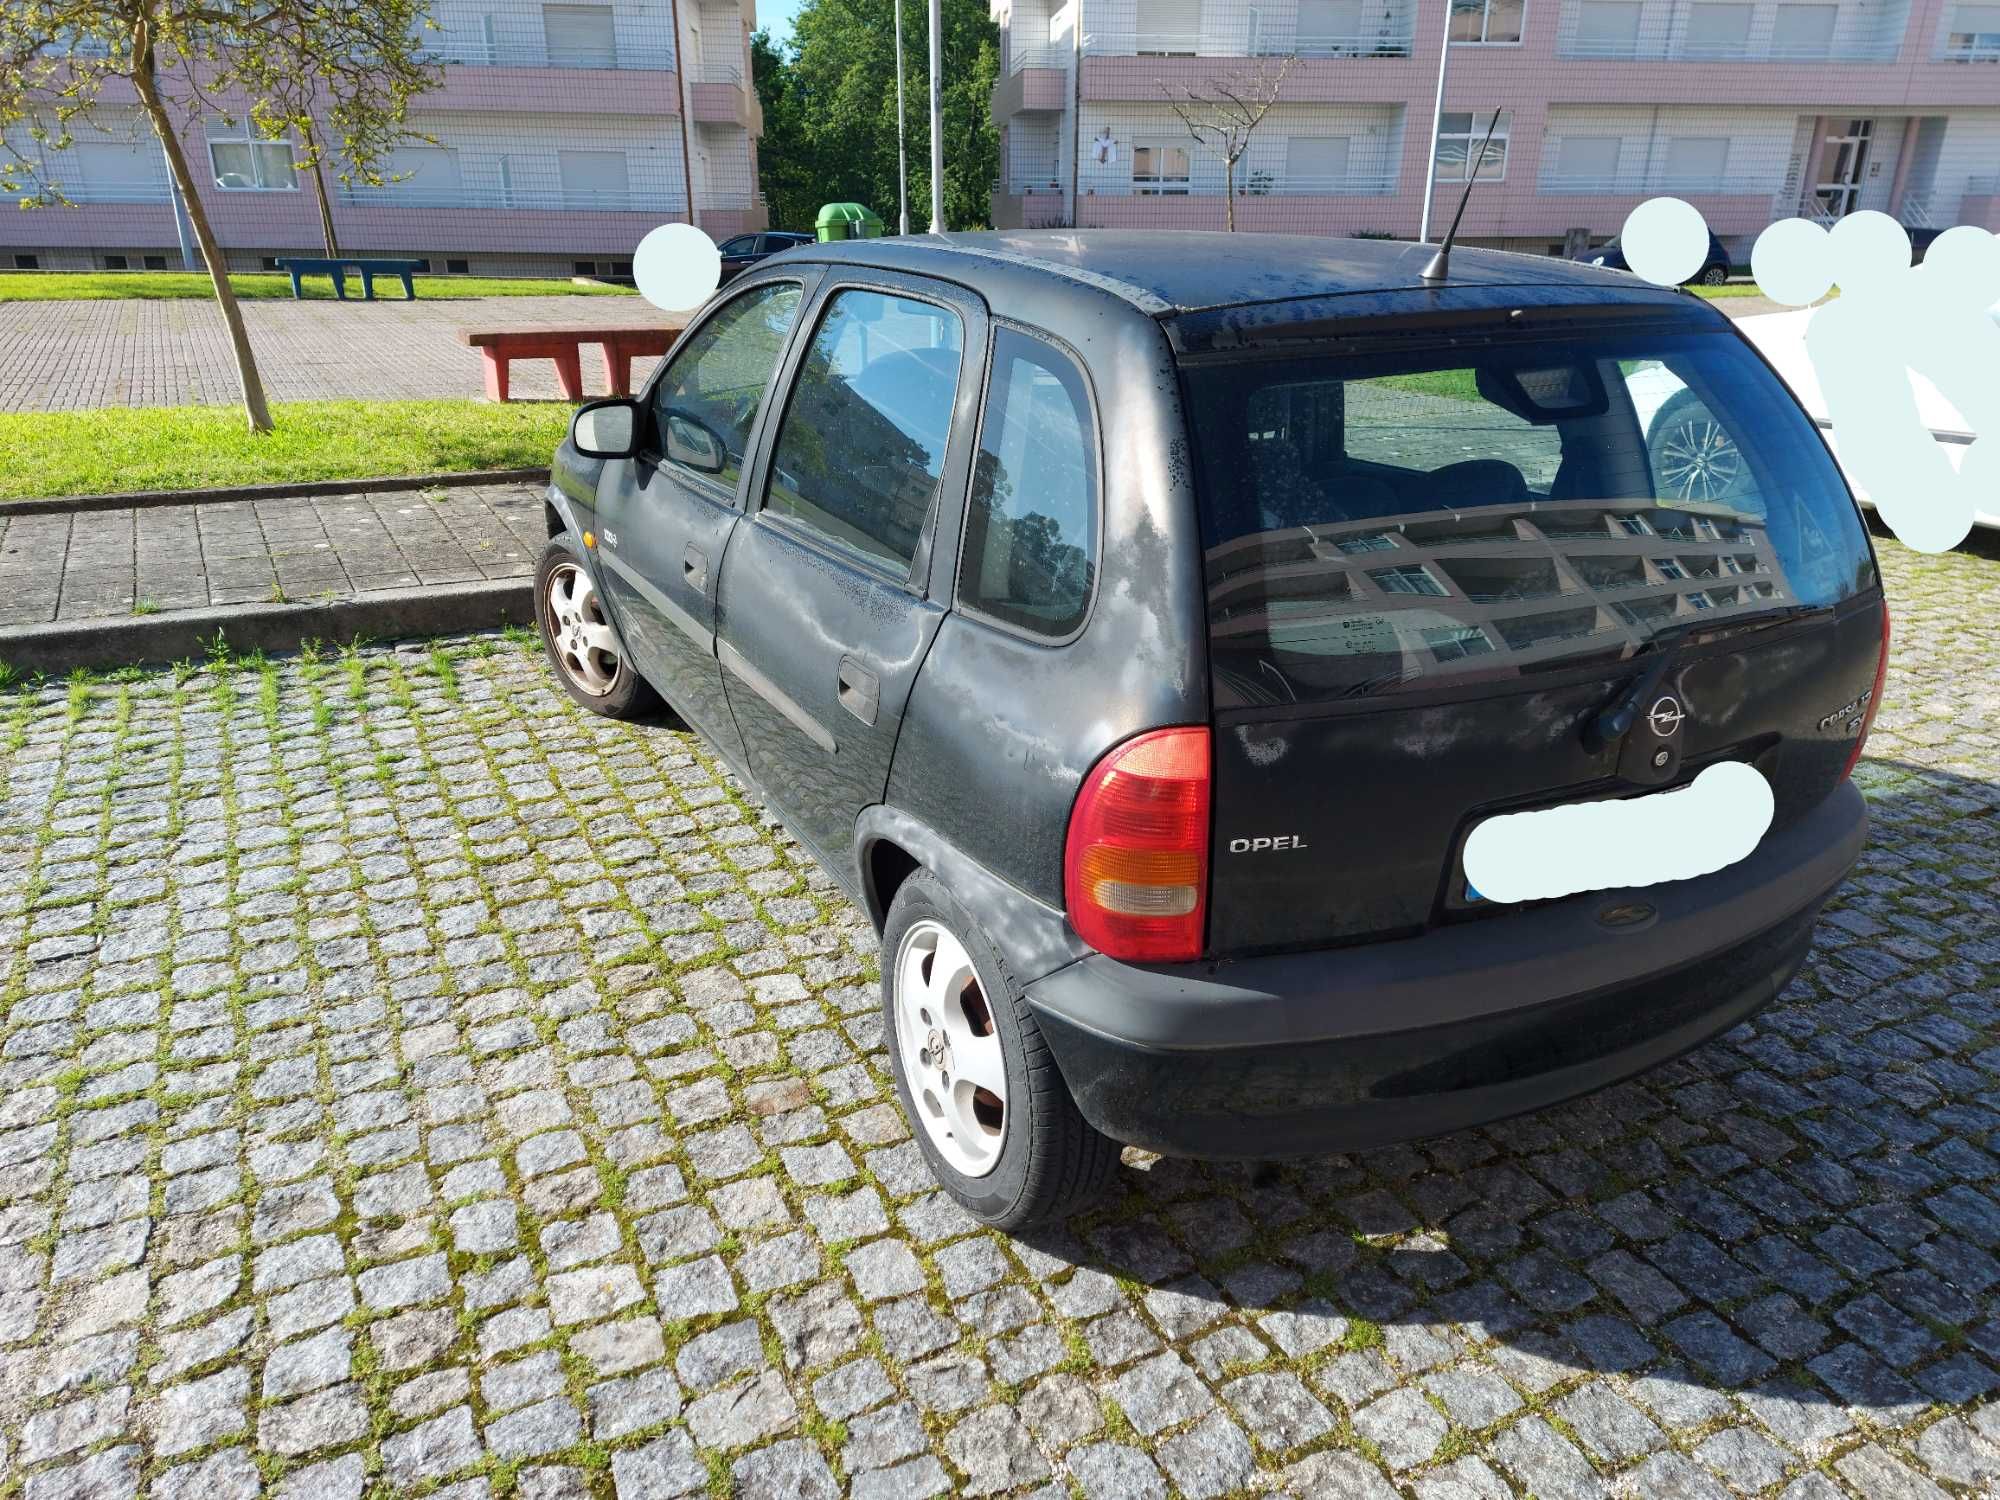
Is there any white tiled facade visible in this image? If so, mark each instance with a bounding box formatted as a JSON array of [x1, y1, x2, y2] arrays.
[[3, 0, 766, 276], [991, 0, 2000, 253]]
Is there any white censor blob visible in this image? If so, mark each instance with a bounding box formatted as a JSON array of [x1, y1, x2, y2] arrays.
[[1619, 197, 1710, 287], [1751, 217, 1834, 307], [1462, 761, 1776, 906], [634, 223, 721, 312]]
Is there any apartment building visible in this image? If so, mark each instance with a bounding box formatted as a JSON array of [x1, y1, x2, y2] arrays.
[[991, 0, 2000, 256], [2, 0, 766, 276]]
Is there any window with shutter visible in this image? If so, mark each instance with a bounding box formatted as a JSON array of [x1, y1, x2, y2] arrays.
[[1681, 2, 1751, 55], [543, 4, 617, 66], [1284, 136, 1351, 191], [1573, 0, 1641, 53], [1297, 0, 1364, 53], [559, 149, 631, 207], [1770, 2, 1836, 55], [1136, 0, 1201, 53], [1946, 2, 2000, 55], [1553, 136, 1622, 187], [1662, 137, 1729, 189]]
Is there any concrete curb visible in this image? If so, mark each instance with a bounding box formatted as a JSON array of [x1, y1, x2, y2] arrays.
[[0, 577, 534, 674], [5, 467, 552, 518]]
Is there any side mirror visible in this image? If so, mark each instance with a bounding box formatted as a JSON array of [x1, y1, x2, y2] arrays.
[[571, 398, 642, 459], [663, 409, 727, 474]]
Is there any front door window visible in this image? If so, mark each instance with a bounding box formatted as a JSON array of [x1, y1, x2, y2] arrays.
[[649, 281, 805, 493]]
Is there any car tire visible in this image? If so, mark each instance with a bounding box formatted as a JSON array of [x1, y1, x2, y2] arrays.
[[1646, 389, 1749, 506], [1700, 263, 1729, 286], [881, 870, 1121, 1230], [534, 537, 662, 720]]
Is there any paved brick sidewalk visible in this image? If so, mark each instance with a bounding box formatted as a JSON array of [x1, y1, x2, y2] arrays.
[[0, 536, 1995, 1500], [0, 297, 677, 412], [0, 483, 546, 628]]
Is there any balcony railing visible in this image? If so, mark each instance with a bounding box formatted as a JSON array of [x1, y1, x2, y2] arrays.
[[689, 61, 744, 84], [1934, 38, 2000, 60], [1556, 32, 1901, 62], [1539, 173, 1764, 196], [421, 39, 676, 69], [1007, 41, 1068, 72], [1070, 171, 1400, 197], [1081, 18, 1415, 57], [9, 181, 170, 205], [338, 183, 667, 212]]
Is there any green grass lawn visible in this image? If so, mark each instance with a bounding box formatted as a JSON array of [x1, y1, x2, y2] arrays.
[[0, 400, 572, 499], [0, 270, 636, 302]]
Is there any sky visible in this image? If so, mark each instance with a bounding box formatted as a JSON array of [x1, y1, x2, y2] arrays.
[[756, 0, 806, 47]]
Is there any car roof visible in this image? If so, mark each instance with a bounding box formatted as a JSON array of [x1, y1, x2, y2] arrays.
[[784, 229, 1660, 317]]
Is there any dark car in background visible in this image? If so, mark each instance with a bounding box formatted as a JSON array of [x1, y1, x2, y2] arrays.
[[1577, 232, 1734, 285], [536, 231, 1885, 1228], [717, 230, 814, 284]]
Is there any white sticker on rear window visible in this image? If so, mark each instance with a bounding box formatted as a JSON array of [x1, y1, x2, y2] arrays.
[[1462, 760, 1774, 905]]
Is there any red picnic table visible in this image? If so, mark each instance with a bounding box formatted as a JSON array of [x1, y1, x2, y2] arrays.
[[460, 324, 686, 402]]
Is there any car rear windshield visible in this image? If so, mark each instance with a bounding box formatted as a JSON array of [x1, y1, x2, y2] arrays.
[[1183, 326, 1877, 708]]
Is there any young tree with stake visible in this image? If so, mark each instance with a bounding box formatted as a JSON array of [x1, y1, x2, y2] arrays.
[[1, 0, 440, 432], [1159, 56, 1294, 232]]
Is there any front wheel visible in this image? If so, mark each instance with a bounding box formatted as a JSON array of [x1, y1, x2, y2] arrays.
[[534, 539, 661, 719], [1700, 263, 1730, 286], [1646, 390, 1749, 506], [882, 871, 1121, 1230]]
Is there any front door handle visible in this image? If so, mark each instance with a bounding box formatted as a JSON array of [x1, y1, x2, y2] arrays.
[[683, 544, 707, 594], [837, 655, 880, 726]]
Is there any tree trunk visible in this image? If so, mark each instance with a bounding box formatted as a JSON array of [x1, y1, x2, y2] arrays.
[[303, 125, 340, 258], [1224, 155, 1236, 231], [133, 35, 273, 433]]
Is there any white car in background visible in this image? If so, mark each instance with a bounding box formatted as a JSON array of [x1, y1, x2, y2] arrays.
[[1626, 313, 1996, 533]]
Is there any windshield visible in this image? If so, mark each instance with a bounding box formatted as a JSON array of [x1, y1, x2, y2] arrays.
[[1183, 327, 1876, 708]]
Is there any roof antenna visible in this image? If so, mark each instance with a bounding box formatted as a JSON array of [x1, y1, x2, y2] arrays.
[[1421, 109, 1503, 283]]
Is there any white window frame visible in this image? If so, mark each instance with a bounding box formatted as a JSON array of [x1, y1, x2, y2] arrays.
[[1449, 0, 1525, 46], [1945, 3, 2000, 58], [207, 126, 297, 192], [1132, 139, 1192, 194], [1433, 110, 1510, 182], [1571, 0, 1642, 54]]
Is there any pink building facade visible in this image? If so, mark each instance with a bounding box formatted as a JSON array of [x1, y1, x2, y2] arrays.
[[3, 0, 767, 276], [991, 0, 2000, 256]]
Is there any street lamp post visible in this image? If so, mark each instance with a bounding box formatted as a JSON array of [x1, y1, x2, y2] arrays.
[[927, 0, 945, 233], [1418, 0, 1455, 244], [895, 0, 910, 234]]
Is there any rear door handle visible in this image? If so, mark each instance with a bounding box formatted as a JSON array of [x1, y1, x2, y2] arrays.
[[837, 655, 880, 725], [683, 544, 707, 593]]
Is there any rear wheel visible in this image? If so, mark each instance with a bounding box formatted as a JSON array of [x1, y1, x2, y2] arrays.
[[1700, 263, 1730, 286], [882, 871, 1120, 1229], [1647, 390, 1749, 506], [535, 539, 660, 719]]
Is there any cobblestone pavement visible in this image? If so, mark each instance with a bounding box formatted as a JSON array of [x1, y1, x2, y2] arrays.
[[0, 484, 546, 628], [0, 298, 677, 413], [0, 535, 1995, 1500]]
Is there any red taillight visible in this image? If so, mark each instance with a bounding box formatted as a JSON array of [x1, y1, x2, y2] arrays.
[[1064, 727, 1211, 963], [1840, 602, 1891, 782]]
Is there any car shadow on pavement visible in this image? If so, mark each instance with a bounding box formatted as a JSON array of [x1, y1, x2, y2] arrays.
[[1007, 755, 1998, 1483]]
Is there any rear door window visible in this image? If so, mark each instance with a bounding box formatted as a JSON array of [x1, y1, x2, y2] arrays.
[[1184, 327, 1875, 706], [763, 288, 965, 576], [958, 328, 1097, 638]]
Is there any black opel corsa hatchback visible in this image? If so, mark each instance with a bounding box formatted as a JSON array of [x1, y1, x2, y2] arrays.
[[536, 231, 1886, 1229]]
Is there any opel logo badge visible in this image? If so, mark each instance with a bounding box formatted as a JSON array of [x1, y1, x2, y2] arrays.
[[1647, 695, 1686, 737]]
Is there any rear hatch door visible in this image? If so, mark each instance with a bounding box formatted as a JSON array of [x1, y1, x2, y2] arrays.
[[1177, 297, 1883, 956]]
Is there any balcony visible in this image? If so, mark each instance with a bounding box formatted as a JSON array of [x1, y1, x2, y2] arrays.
[[9, 181, 170, 205], [1554, 29, 1901, 62], [1538, 172, 1765, 196], [1081, 3, 1415, 58], [338, 183, 670, 213], [1934, 38, 2000, 60], [1007, 41, 1068, 73], [422, 39, 676, 69], [689, 61, 754, 127]]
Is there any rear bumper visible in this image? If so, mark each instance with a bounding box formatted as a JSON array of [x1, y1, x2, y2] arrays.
[[1025, 780, 1866, 1158]]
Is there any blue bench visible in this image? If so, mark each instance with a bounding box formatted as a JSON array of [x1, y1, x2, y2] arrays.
[[275, 256, 425, 301]]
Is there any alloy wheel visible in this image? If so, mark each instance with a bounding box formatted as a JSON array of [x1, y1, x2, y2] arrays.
[[1653, 414, 1746, 504], [893, 919, 1008, 1177], [545, 561, 621, 697]]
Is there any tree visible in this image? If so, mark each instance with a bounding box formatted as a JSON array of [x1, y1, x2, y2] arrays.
[[1, 0, 441, 430], [231, 2, 441, 258], [750, 0, 998, 235], [1160, 57, 1294, 231]]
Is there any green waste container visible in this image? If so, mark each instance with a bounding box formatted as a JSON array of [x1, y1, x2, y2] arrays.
[[815, 202, 886, 242]]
